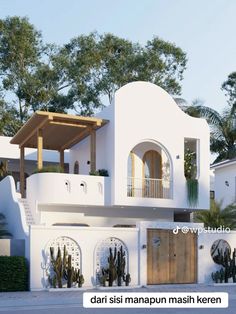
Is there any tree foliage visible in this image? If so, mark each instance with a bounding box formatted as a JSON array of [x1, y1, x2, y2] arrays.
[[54, 33, 187, 114], [180, 79, 236, 163], [222, 72, 236, 111], [0, 17, 187, 134]]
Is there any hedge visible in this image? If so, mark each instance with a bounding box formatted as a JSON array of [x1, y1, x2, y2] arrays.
[[0, 256, 28, 292]]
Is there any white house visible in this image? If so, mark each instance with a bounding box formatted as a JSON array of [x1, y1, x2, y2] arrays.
[[0, 82, 213, 290], [211, 159, 236, 207]]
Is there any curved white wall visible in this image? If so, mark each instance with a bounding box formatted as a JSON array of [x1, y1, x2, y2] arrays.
[[26, 173, 111, 217], [0, 176, 28, 239], [113, 82, 209, 210]]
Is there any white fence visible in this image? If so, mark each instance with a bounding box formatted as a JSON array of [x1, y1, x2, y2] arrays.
[[29, 225, 139, 290]]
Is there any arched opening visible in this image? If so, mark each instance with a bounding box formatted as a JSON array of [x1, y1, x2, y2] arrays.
[[74, 161, 79, 174], [127, 140, 172, 199], [143, 150, 162, 198], [94, 237, 129, 286], [44, 236, 82, 288]]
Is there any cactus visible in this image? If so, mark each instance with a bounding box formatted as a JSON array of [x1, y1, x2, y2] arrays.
[[232, 249, 236, 282], [107, 247, 117, 286], [124, 273, 131, 286], [98, 268, 109, 287], [48, 245, 84, 289], [48, 275, 57, 288], [117, 246, 126, 286], [63, 254, 73, 288], [49, 246, 64, 288], [73, 268, 84, 288], [97, 246, 132, 287], [78, 274, 84, 287], [211, 247, 236, 284]]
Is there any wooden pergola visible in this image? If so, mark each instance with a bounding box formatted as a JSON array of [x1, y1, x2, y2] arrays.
[[10, 111, 108, 197]]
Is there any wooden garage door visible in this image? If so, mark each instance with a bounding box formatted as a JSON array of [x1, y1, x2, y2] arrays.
[[147, 229, 197, 284]]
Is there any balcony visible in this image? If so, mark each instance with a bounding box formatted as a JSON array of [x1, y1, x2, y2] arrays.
[[127, 177, 172, 199], [26, 173, 110, 207]]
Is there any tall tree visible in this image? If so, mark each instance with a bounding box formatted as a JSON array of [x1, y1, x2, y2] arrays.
[[0, 18, 187, 132], [0, 16, 43, 123], [222, 72, 236, 111], [53, 33, 187, 115], [0, 17, 74, 134]]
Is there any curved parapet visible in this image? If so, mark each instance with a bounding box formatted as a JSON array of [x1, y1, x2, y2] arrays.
[[0, 176, 28, 239]]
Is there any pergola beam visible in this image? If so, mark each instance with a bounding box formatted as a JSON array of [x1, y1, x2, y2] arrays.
[[19, 116, 51, 148], [37, 129, 43, 170], [49, 121, 87, 128]]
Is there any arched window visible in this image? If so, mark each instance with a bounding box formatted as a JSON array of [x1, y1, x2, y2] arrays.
[[74, 161, 79, 174]]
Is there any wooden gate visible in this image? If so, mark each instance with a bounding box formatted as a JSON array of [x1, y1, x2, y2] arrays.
[[147, 228, 197, 284]]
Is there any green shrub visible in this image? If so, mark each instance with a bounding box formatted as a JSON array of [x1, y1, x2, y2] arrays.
[[89, 169, 109, 177], [33, 165, 63, 174], [0, 256, 28, 291]]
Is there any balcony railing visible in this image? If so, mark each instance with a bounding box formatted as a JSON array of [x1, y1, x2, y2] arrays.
[[127, 177, 172, 199]]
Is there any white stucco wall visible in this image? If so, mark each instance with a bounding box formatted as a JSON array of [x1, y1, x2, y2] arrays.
[[198, 231, 236, 283], [38, 206, 173, 227], [70, 81, 210, 211], [26, 173, 111, 222], [113, 82, 209, 210], [29, 225, 139, 290], [0, 176, 28, 239], [213, 164, 236, 207]]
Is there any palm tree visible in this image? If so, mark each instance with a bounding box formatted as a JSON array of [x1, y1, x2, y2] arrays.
[[0, 213, 12, 238], [176, 98, 236, 163], [195, 200, 236, 229]]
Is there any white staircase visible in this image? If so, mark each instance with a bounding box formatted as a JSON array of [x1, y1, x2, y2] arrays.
[[18, 198, 35, 226]]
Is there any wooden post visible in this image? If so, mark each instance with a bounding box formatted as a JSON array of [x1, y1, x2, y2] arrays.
[[59, 150, 64, 172], [20, 146, 25, 198], [37, 129, 43, 170], [90, 128, 96, 173]]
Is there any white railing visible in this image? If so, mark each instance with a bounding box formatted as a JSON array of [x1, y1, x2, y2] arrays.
[[127, 177, 172, 199]]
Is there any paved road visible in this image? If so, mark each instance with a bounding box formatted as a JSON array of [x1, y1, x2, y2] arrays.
[[0, 285, 235, 314]]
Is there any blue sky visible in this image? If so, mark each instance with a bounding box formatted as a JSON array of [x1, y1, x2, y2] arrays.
[[1, 0, 236, 112]]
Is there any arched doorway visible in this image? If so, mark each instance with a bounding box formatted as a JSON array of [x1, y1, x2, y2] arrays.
[[143, 150, 162, 198], [127, 140, 172, 199]]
